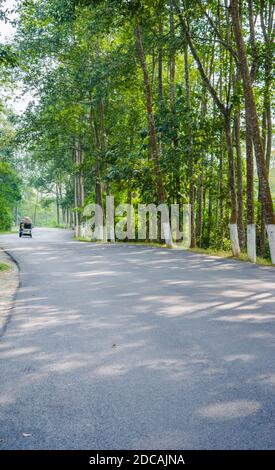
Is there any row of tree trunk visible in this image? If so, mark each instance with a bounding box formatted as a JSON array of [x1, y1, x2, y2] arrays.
[[71, 1, 274, 263], [133, 1, 275, 262]]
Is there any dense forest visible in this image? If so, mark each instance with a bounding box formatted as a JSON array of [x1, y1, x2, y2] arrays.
[[0, 0, 274, 262]]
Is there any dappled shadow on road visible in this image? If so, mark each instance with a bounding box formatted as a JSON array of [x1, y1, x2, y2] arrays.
[[0, 241, 275, 449]]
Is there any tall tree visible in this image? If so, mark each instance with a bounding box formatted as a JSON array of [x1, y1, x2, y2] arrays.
[[230, 0, 275, 263]]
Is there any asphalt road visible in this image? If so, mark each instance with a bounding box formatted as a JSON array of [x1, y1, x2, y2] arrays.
[[0, 228, 275, 450]]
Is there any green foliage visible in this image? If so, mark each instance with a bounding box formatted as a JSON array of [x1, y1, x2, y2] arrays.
[[0, 204, 13, 231], [0, 45, 17, 67], [0, 262, 11, 271], [0, 162, 21, 230]]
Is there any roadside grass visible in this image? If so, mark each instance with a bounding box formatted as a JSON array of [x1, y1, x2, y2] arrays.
[[73, 236, 106, 243], [0, 262, 11, 272], [117, 240, 167, 248], [189, 247, 274, 267], [0, 230, 17, 235]]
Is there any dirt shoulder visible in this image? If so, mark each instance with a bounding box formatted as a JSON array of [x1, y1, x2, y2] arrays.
[[0, 248, 19, 335]]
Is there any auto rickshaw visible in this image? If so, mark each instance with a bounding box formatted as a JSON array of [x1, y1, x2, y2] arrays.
[[19, 217, 32, 238]]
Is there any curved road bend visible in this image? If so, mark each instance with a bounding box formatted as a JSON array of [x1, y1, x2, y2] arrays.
[[0, 228, 275, 449]]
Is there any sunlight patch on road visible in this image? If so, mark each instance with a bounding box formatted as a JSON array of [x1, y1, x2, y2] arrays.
[[223, 354, 255, 363], [214, 313, 275, 323], [196, 400, 262, 420]]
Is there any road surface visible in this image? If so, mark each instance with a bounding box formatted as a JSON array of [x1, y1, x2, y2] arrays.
[[0, 228, 275, 449]]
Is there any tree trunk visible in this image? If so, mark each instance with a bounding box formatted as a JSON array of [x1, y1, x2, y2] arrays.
[[74, 146, 84, 237], [56, 184, 60, 226], [158, 18, 163, 105], [169, 2, 176, 107], [196, 172, 203, 247], [74, 150, 80, 237], [219, 143, 224, 224], [78, 148, 85, 208], [207, 155, 214, 247], [225, 115, 238, 215], [231, 0, 275, 262], [245, 111, 256, 262], [169, 4, 180, 205], [245, 115, 254, 227], [260, 0, 273, 172], [184, 45, 196, 248], [224, 113, 240, 256], [89, 104, 101, 205], [230, 0, 274, 225], [134, 23, 166, 204], [234, 107, 245, 250], [33, 191, 39, 227], [217, 130, 225, 238]]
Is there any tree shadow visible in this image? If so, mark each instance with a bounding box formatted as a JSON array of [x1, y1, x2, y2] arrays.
[[0, 240, 274, 449]]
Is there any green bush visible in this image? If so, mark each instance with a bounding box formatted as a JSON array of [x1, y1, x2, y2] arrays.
[[0, 161, 21, 231], [0, 201, 13, 231]]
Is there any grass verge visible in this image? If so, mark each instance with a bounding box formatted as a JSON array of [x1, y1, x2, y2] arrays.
[[0, 230, 17, 235], [73, 237, 106, 243], [189, 247, 274, 267], [0, 262, 11, 272]]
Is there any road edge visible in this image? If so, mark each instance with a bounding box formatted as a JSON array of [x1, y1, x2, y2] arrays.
[[0, 247, 20, 337]]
